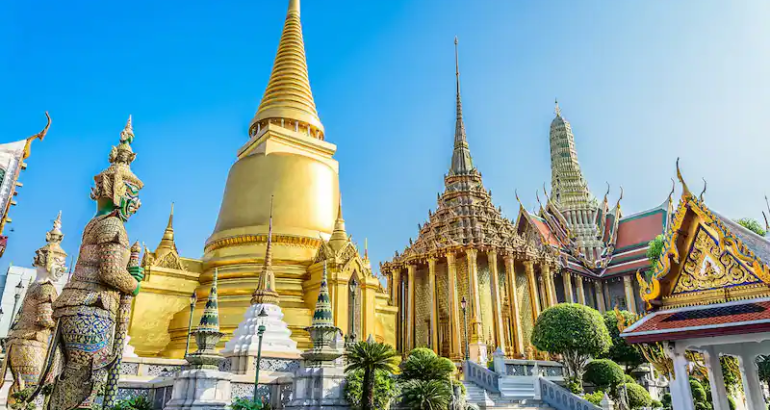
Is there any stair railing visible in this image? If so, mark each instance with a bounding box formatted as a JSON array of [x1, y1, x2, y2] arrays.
[[463, 360, 499, 393], [538, 377, 604, 410]]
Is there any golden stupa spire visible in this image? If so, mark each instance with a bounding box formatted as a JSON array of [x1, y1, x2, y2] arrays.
[[155, 203, 176, 255], [249, 0, 324, 138], [252, 196, 279, 305], [329, 196, 348, 251]]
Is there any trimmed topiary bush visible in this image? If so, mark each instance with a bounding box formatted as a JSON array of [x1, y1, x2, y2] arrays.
[[583, 359, 625, 390], [624, 374, 635, 384], [584, 391, 606, 406], [690, 378, 708, 403], [651, 399, 663, 409], [617, 383, 652, 410], [531, 304, 611, 386]]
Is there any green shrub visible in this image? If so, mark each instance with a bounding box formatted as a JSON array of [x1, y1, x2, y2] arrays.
[[602, 310, 645, 371], [564, 377, 582, 394], [728, 396, 737, 410], [624, 374, 635, 384], [399, 379, 452, 410], [617, 383, 651, 410], [584, 359, 625, 390], [584, 391, 605, 406], [345, 369, 397, 410], [111, 396, 153, 410], [661, 392, 672, 409], [651, 399, 663, 409], [531, 304, 611, 385], [401, 348, 455, 382]]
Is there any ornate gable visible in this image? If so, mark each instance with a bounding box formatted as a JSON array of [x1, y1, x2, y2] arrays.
[[639, 172, 770, 310]]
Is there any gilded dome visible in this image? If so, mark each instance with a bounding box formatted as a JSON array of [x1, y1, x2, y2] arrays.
[[209, 151, 339, 243]]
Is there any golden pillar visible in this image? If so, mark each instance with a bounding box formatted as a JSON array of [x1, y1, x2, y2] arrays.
[[466, 249, 483, 342], [542, 262, 557, 306], [524, 260, 541, 320], [487, 251, 506, 353], [392, 267, 403, 350], [446, 253, 462, 359], [594, 280, 606, 313], [575, 274, 586, 305], [428, 257, 439, 354], [563, 270, 574, 303], [407, 263, 416, 351], [623, 275, 637, 314], [504, 256, 524, 356]]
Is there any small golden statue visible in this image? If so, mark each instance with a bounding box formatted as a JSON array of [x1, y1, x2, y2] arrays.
[[0, 211, 67, 402], [41, 117, 144, 410]]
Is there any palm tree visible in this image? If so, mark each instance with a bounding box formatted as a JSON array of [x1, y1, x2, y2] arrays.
[[345, 339, 400, 409], [399, 379, 452, 410]]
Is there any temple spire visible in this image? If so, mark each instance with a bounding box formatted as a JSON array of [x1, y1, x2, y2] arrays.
[[155, 203, 176, 255], [249, 0, 324, 138], [329, 197, 348, 251], [449, 36, 474, 176], [198, 268, 220, 333], [548, 99, 592, 209], [252, 196, 279, 305], [312, 261, 334, 327]]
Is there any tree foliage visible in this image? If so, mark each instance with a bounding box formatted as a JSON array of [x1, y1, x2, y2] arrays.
[[345, 340, 400, 410], [345, 369, 397, 410], [531, 304, 611, 383], [757, 355, 770, 384], [736, 218, 766, 236], [617, 383, 652, 410], [646, 235, 665, 261], [602, 310, 645, 371], [399, 379, 452, 410], [400, 347, 455, 382], [584, 391, 606, 406], [583, 359, 625, 390]]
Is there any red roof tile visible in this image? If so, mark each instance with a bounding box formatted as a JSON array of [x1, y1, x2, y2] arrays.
[[531, 218, 561, 247], [616, 211, 664, 249], [623, 299, 770, 343]]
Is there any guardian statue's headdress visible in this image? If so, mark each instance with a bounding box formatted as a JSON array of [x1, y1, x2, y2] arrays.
[[91, 116, 144, 220], [33, 211, 67, 276]]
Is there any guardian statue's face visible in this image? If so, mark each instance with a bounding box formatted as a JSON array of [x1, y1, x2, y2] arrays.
[[117, 181, 142, 222]]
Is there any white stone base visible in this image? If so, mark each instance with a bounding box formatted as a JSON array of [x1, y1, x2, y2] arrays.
[[469, 342, 488, 364], [163, 368, 232, 410], [285, 365, 348, 410], [222, 303, 300, 374]]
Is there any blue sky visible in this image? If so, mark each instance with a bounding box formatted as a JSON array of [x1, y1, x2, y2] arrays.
[[1, 0, 768, 274]]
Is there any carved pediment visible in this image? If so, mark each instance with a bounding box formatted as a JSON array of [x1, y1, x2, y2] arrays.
[[672, 226, 762, 294]]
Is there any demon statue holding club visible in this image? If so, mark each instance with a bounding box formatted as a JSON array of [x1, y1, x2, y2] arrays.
[[0, 211, 67, 404], [40, 117, 144, 410]]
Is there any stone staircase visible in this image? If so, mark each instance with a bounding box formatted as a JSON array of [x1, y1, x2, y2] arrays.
[[464, 382, 553, 410]]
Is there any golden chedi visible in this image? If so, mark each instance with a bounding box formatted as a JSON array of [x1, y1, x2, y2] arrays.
[[127, 0, 396, 357]]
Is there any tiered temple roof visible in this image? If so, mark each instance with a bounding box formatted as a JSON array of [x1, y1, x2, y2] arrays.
[[387, 39, 552, 268], [516, 103, 666, 277]]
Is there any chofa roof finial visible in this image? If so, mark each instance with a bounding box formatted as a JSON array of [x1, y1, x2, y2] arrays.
[[699, 178, 707, 201], [675, 158, 691, 197]]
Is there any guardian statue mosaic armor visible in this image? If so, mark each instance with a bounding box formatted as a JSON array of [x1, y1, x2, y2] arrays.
[[43, 117, 144, 410], [0, 212, 67, 402]]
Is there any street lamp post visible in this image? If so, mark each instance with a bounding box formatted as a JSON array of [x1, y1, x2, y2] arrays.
[[253, 308, 268, 403], [461, 296, 469, 361], [349, 278, 358, 344], [184, 291, 197, 358]]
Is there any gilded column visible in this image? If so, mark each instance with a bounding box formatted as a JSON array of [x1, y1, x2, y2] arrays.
[[594, 281, 606, 313], [623, 275, 637, 314], [524, 260, 541, 320], [504, 256, 524, 356], [407, 264, 416, 351], [386, 268, 393, 303], [487, 251, 506, 352], [446, 253, 462, 359], [393, 267, 402, 350], [427, 257, 439, 354], [466, 249, 483, 341], [562, 270, 574, 303], [575, 274, 586, 305], [541, 262, 557, 306]]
